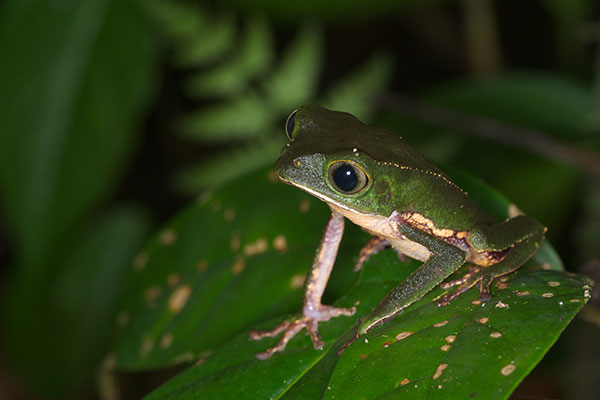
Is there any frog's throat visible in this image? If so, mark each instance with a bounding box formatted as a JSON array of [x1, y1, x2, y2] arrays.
[[282, 178, 375, 217]]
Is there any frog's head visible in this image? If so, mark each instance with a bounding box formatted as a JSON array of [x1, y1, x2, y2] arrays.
[[275, 105, 417, 216]]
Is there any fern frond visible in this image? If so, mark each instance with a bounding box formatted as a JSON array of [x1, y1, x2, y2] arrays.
[[173, 137, 285, 192], [179, 93, 276, 142], [263, 25, 323, 112], [148, 0, 236, 67], [323, 52, 393, 121], [186, 14, 274, 97]]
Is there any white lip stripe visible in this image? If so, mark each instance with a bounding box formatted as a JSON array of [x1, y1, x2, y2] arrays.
[[283, 179, 374, 216]]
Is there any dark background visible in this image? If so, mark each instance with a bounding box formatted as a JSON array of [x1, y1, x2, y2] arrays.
[[1, 0, 599, 398]]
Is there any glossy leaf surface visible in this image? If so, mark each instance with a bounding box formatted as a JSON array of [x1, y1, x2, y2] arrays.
[[113, 167, 588, 399]]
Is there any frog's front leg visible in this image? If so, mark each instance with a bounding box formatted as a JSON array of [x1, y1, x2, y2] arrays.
[[438, 215, 546, 305], [339, 216, 467, 353], [249, 211, 356, 360]]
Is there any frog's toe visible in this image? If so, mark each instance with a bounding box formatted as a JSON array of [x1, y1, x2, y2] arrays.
[[477, 275, 493, 301], [437, 269, 483, 306], [314, 305, 356, 319], [437, 269, 500, 306], [253, 319, 306, 360], [251, 306, 356, 359], [305, 318, 324, 350], [249, 319, 291, 340]]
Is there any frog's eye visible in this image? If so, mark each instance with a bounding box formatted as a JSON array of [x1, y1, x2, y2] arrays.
[[285, 110, 297, 141], [328, 161, 369, 194]]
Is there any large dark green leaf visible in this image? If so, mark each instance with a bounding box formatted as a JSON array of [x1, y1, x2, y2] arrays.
[[0, 0, 155, 278], [48, 207, 152, 394], [0, 0, 156, 395], [113, 169, 365, 369], [113, 167, 586, 399], [145, 260, 589, 399]]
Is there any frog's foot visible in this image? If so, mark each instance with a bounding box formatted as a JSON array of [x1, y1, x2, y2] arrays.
[[437, 267, 494, 306], [249, 305, 356, 360]]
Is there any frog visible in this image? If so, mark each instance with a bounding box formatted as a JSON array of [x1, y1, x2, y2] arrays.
[[249, 105, 546, 360]]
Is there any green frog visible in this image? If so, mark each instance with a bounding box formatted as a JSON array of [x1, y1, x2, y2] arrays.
[[250, 105, 546, 359]]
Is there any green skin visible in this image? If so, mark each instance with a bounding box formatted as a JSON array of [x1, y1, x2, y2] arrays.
[[249, 105, 546, 360]]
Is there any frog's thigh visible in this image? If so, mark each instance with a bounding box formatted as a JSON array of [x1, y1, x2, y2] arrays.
[[468, 215, 546, 251], [440, 230, 545, 305]]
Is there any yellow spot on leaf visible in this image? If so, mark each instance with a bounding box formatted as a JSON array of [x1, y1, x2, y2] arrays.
[[445, 335, 456, 343], [501, 364, 516, 376], [570, 298, 581, 303], [160, 332, 173, 349], [547, 281, 560, 287], [395, 331, 414, 341], [133, 251, 148, 271], [173, 352, 195, 364], [159, 229, 177, 245], [231, 258, 246, 275], [433, 363, 448, 379], [472, 299, 482, 305], [299, 199, 310, 213], [478, 317, 489, 324], [169, 285, 192, 313], [399, 378, 411, 386], [542, 292, 554, 298], [433, 320, 448, 328], [290, 274, 306, 289], [490, 331, 502, 338], [140, 337, 154, 357], [440, 344, 451, 352], [514, 290, 530, 296], [167, 273, 180, 288], [273, 235, 288, 253], [244, 238, 268, 256], [144, 286, 161, 305], [197, 260, 208, 272], [224, 208, 235, 222], [230, 232, 240, 252]]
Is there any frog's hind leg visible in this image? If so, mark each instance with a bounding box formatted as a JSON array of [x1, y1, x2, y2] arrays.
[[354, 236, 389, 271], [354, 236, 409, 272], [438, 217, 546, 306]]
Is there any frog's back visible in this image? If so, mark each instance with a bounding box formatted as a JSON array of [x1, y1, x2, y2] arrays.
[[282, 105, 495, 230], [343, 126, 493, 230]]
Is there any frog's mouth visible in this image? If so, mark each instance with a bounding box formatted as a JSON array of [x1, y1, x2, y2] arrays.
[[279, 174, 373, 216]]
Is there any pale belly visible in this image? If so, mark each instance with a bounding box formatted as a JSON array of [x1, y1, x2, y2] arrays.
[[328, 203, 432, 262]]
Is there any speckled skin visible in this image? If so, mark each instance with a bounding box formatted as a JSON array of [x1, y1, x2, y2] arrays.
[[250, 105, 546, 359]]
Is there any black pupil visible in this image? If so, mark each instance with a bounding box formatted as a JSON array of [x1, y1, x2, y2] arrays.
[[286, 111, 296, 139], [333, 164, 358, 192]]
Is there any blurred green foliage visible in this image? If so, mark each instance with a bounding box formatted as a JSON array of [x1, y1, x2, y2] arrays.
[[149, 0, 392, 191], [0, 0, 599, 398], [0, 0, 156, 396]]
